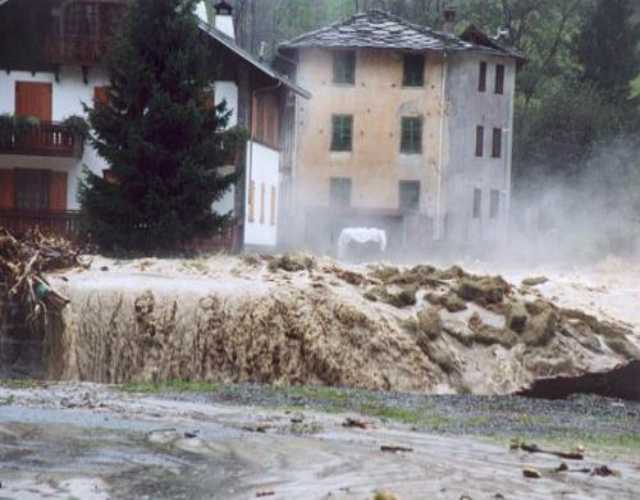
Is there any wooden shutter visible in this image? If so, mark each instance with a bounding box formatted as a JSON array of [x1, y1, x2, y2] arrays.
[[259, 182, 265, 224], [15, 82, 53, 121], [270, 186, 276, 226], [0, 170, 15, 209], [248, 181, 255, 222], [94, 86, 109, 106], [49, 172, 68, 211]]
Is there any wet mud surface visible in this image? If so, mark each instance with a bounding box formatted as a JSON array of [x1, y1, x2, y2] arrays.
[[1, 383, 639, 499]]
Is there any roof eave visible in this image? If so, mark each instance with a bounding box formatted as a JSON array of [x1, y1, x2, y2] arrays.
[[198, 21, 311, 99]]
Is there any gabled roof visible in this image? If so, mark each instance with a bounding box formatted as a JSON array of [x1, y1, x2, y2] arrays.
[[280, 9, 521, 61], [198, 20, 311, 99]]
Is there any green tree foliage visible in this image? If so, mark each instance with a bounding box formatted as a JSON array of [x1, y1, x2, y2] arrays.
[[80, 0, 239, 254], [576, 0, 640, 104]]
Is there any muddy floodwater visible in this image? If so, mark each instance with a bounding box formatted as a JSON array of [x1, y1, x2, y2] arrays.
[[0, 383, 639, 499]]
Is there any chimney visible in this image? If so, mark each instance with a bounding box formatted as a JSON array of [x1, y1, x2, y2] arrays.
[[214, 1, 235, 40], [443, 8, 456, 34]]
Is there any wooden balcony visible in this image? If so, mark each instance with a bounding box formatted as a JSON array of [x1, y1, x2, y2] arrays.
[[0, 122, 83, 158], [45, 34, 111, 67], [0, 209, 81, 240]]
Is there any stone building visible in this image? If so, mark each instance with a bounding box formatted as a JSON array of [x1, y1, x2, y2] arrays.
[[278, 10, 524, 256]]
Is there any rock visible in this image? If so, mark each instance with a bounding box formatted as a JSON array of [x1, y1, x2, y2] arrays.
[[425, 291, 467, 313], [374, 491, 399, 500], [416, 307, 442, 340], [523, 468, 542, 479], [268, 254, 315, 273], [343, 417, 368, 429], [457, 277, 510, 306], [506, 302, 528, 333], [522, 276, 549, 287], [380, 445, 413, 453]]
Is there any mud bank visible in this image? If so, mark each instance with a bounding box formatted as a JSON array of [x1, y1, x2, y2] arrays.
[[43, 255, 639, 395]]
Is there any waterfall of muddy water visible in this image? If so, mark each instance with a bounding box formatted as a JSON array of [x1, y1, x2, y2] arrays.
[[42, 256, 639, 394]]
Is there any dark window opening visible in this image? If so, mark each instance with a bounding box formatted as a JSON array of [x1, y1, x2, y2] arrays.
[[330, 177, 352, 208], [401, 117, 423, 154], [331, 114, 353, 152], [403, 54, 425, 87], [492, 128, 502, 158], [473, 188, 482, 219], [333, 51, 356, 84], [495, 64, 505, 95], [475, 126, 484, 157], [478, 61, 487, 92], [15, 169, 50, 210], [399, 181, 420, 211], [490, 189, 500, 219]]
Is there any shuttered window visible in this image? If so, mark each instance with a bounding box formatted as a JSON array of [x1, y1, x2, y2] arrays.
[[333, 51, 356, 84], [495, 64, 505, 95], [475, 126, 484, 157], [399, 181, 420, 211], [259, 183, 265, 224], [331, 115, 353, 152], [401, 117, 423, 154], [15, 169, 50, 210], [478, 62, 487, 92], [270, 186, 276, 226], [492, 128, 502, 158], [490, 189, 500, 219], [473, 188, 482, 219], [248, 181, 255, 222], [330, 177, 352, 208], [0, 170, 15, 209], [403, 54, 425, 87]]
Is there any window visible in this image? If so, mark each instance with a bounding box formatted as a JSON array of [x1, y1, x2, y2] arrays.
[[401, 117, 423, 154], [331, 114, 353, 152], [403, 54, 425, 87], [490, 189, 500, 219], [495, 64, 505, 95], [473, 188, 482, 219], [15, 169, 49, 210], [478, 62, 487, 92], [399, 181, 420, 211], [270, 186, 277, 226], [333, 51, 355, 84], [259, 182, 265, 224], [492, 128, 502, 158], [475, 126, 484, 157], [330, 177, 352, 208], [248, 180, 255, 222]]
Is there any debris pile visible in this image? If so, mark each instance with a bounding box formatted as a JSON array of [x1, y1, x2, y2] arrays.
[[0, 228, 79, 328], [43, 253, 640, 395]]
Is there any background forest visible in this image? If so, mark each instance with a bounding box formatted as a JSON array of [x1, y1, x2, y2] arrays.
[[229, 0, 640, 256]]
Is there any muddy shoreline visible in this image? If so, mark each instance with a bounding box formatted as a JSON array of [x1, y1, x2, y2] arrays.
[[1, 382, 639, 499]]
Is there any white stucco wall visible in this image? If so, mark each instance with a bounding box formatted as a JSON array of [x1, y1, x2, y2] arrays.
[[214, 80, 238, 128], [244, 141, 279, 247], [0, 66, 110, 209]]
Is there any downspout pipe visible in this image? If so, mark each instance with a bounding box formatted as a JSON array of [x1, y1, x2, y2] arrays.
[[436, 50, 448, 241]]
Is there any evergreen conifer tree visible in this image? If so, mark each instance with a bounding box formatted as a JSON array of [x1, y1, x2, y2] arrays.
[[80, 0, 239, 253], [576, 0, 640, 104]]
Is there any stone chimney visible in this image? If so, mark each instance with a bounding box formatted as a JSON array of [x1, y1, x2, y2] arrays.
[[214, 1, 235, 40], [443, 8, 456, 34]]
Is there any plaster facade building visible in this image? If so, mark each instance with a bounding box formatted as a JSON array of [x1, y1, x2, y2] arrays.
[[279, 10, 523, 255], [0, 0, 308, 249]]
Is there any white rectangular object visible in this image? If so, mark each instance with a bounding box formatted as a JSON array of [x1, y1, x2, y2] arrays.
[[244, 141, 279, 247]]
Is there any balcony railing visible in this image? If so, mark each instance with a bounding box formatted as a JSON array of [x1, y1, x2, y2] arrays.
[[0, 122, 83, 158], [0, 210, 81, 240], [45, 34, 110, 66]]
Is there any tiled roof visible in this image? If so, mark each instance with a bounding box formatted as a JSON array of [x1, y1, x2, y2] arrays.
[[280, 9, 521, 60]]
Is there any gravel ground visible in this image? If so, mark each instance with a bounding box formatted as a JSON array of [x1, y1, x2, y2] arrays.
[[156, 383, 640, 447]]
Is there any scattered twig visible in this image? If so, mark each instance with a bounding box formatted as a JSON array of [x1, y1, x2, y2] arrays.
[[380, 445, 413, 453]]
